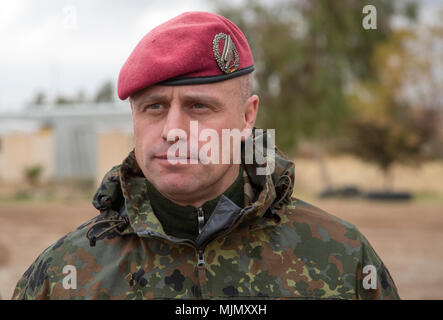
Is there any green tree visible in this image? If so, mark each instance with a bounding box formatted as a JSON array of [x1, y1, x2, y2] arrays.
[[343, 23, 442, 190], [344, 109, 421, 190], [213, 0, 416, 190], [214, 0, 402, 153]]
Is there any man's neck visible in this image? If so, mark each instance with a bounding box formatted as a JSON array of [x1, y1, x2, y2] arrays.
[[145, 165, 244, 240], [158, 164, 241, 208]]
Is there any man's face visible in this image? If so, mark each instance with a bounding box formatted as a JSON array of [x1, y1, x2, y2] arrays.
[[130, 76, 258, 206]]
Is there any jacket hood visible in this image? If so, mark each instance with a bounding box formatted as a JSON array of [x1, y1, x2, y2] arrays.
[[91, 129, 295, 241]]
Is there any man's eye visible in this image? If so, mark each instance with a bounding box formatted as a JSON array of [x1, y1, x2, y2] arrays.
[[142, 103, 164, 112], [147, 103, 162, 110], [191, 103, 208, 110]]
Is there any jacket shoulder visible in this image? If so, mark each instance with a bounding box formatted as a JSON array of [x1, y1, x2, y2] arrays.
[[284, 197, 361, 245], [279, 197, 400, 299], [11, 216, 97, 299]]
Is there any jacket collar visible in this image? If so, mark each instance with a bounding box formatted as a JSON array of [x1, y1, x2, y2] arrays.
[[92, 129, 295, 238]]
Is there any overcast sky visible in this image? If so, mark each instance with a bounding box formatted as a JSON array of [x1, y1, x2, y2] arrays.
[[0, 0, 441, 112]]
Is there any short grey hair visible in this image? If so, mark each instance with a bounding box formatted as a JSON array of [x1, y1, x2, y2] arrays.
[[239, 72, 254, 103]]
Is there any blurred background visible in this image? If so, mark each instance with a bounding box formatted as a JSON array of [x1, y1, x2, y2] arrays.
[[0, 0, 442, 299]]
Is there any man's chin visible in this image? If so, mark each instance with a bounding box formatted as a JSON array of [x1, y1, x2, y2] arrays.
[[154, 181, 201, 200], [150, 172, 200, 194]]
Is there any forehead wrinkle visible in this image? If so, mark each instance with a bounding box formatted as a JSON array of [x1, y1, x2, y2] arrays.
[[132, 86, 173, 105]]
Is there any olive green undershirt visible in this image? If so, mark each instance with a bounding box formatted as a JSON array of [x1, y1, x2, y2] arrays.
[[146, 166, 244, 241]]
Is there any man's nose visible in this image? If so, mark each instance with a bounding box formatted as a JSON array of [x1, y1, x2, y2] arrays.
[[161, 103, 189, 142]]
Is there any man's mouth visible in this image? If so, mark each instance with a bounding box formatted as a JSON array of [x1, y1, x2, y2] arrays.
[[155, 154, 190, 159], [155, 154, 172, 160], [154, 154, 199, 164]]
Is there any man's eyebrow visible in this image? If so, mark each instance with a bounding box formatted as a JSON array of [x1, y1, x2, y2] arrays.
[[133, 94, 170, 105]]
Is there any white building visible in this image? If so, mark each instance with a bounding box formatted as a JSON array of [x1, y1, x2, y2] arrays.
[[0, 103, 133, 184]]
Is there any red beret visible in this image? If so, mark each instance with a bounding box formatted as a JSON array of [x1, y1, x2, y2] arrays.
[[117, 11, 254, 100]]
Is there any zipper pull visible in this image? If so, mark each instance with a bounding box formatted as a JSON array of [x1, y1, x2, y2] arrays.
[[197, 249, 205, 267], [197, 207, 204, 234]]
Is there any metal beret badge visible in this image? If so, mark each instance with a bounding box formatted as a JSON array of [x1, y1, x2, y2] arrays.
[[213, 33, 239, 74]]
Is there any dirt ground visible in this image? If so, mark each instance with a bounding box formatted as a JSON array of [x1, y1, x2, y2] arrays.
[[0, 198, 442, 300]]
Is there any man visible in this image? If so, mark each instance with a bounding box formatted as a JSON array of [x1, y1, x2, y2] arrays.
[[12, 11, 399, 300]]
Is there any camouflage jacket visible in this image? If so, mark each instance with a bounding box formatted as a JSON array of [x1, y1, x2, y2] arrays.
[[12, 133, 400, 300]]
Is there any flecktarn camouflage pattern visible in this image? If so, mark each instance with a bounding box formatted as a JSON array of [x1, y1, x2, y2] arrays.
[[12, 130, 400, 299]]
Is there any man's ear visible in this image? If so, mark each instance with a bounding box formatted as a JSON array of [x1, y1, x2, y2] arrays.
[[241, 94, 259, 140]]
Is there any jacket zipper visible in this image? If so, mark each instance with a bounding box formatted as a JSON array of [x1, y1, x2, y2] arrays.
[[142, 207, 207, 267], [197, 249, 205, 267], [144, 229, 208, 296], [197, 207, 205, 235], [196, 207, 205, 267], [142, 205, 251, 256], [195, 206, 252, 268], [142, 206, 251, 298]]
